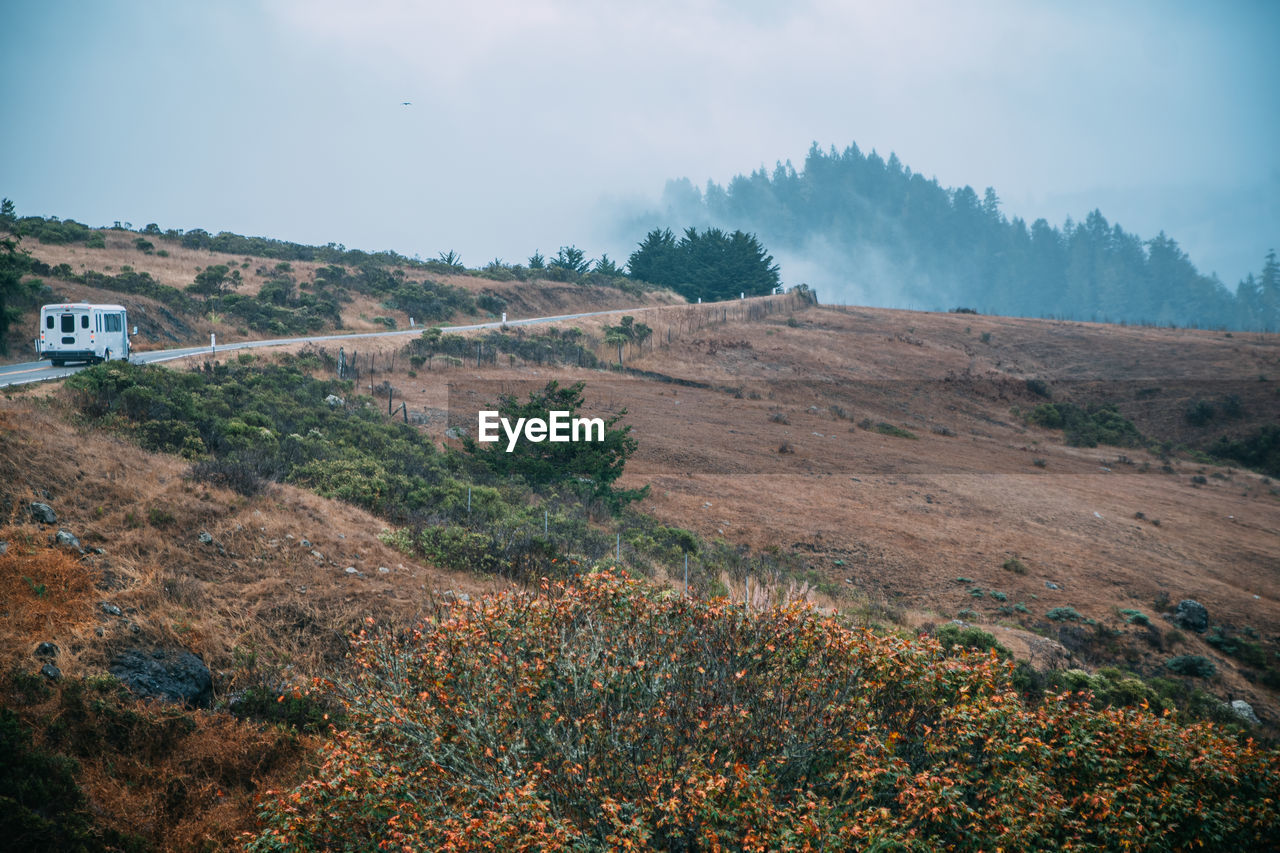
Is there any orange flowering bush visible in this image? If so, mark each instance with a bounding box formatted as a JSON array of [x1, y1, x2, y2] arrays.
[[248, 571, 1279, 851]]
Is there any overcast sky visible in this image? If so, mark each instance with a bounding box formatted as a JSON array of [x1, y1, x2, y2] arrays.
[[2, 0, 1276, 285]]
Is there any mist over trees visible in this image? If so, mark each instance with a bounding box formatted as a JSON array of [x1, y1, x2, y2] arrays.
[[646, 143, 1277, 330]]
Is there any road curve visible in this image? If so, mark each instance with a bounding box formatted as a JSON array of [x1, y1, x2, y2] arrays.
[[0, 306, 650, 389]]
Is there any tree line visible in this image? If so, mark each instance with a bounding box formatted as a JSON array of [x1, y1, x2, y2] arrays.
[[659, 142, 1278, 330]]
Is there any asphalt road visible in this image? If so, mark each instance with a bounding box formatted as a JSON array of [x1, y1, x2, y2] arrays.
[[0, 307, 645, 389]]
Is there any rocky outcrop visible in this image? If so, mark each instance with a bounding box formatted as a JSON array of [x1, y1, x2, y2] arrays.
[[29, 502, 57, 524], [1230, 700, 1260, 726], [109, 648, 213, 708]]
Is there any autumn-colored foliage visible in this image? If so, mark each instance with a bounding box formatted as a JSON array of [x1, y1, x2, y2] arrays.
[[249, 571, 1280, 851]]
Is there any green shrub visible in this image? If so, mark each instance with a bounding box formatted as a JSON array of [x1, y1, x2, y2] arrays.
[[1184, 399, 1216, 426], [1002, 556, 1027, 574], [1205, 628, 1268, 668], [1046, 606, 1085, 622], [1025, 402, 1143, 448], [1119, 608, 1150, 626], [1209, 424, 1280, 477], [869, 421, 917, 439], [1025, 378, 1051, 398], [147, 506, 176, 526], [462, 380, 648, 512], [1165, 655, 1217, 678], [934, 623, 1010, 658]]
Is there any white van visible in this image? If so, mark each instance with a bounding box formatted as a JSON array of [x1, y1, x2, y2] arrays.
[[38, 303, 131, 366]]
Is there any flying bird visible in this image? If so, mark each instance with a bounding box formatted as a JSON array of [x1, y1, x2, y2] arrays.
[[401, 101, 412, 106]]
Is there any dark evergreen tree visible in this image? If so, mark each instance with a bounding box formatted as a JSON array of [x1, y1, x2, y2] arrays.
[[551, 246, 590, 275], [626, 228, 679, 287], [626, 227, 779, 302], [1260, 249, 1280, 331], [0, 236, 31, 355]]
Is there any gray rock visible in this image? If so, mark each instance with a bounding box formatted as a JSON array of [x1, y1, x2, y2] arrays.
[[109, 648, 213, 708], [35, 641, 59, 658], [1230, 699, 1260, 725], [100, 601, 123, 617], [54, 529, 81, 550], [377, 566, 390, 574], [1174, 599, 1209, 633], [310, 550, 323, 560], [1045, 581, 1060, 590], [300, 539, 312, 548], [198, 531, 213, 545], [0, 540, 8, 556], [29, 502, 57, 524], [344, 566, 360, 575], [40, 663, 61, 680], [324, 394, 344, 407]]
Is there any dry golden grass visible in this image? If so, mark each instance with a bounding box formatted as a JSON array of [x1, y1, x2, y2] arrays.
[[0, 531, 96, 671], [0, 397, 501, 694]]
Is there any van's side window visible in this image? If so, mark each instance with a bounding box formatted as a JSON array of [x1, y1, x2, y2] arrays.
[[61, 315, 75, 333], [81, 315, 89, 329], [46, 315, 54, 330], [103, 314, 122, 333]]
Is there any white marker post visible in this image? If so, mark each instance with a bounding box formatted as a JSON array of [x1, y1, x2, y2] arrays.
[[210, 333, 216, 354]]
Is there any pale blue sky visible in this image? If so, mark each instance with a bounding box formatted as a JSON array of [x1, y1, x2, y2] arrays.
[[2, 1, 1276, 284]]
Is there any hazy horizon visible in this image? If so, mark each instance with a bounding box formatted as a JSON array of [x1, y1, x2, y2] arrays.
[[2, 1, 1276, 289]]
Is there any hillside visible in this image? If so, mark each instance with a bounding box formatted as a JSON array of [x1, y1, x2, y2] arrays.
[[1, 223, 681, 363], [2, 289, 1278, 848]]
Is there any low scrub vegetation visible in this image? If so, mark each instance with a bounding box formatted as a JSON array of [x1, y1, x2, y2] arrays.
[[248, 572, 1280, 851], [60, 360, 788, 594], [1023, 402, 1143, 448]]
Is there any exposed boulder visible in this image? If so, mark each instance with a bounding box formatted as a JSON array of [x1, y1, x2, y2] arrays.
[[29, 502, 57, 524], [109, 648, 213, 708], [40, 663, 61, 680], [35, 641, 59, 658], [1230, 700, 1260, 726], [0, 540, 8, 556], [1173, 599, 1209, 633], [53, 529, 82, 550]]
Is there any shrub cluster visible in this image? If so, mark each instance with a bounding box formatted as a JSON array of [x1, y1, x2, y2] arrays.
[[1210, 424, 1280, 477], [1025, 402, 1143, 448], [248, 572, 1280, 851], [9, 214, 96, 245]]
